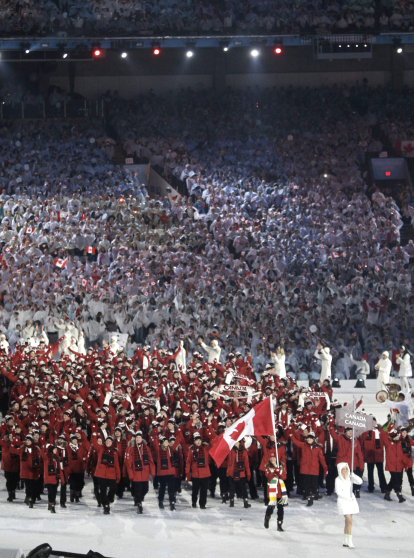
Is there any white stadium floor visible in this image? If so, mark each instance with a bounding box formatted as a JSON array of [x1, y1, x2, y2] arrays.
[[0, 380, 413, 558]]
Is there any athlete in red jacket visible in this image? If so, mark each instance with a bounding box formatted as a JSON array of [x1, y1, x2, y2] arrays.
[[329, 421, 364, 497], [40, 444, 64, 513], [360, 418, 387, 493], [185, 431, 211, 509], [125, 431, 155, 514], [153, 435, 180, 510], [400, 427, 414, 496], [384, 430, 406, 503], [0, 435, 20, 501], [289, 428, 327, 506], [226, 442, 251, 509], [91, 434, 121, 514], [264, 452, 288, 532]]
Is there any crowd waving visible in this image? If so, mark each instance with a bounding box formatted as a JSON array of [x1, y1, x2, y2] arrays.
[[0, 84, 412, 538], [1, 0, 414, 37]]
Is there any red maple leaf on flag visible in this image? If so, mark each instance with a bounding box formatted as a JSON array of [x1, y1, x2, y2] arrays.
[[404, 142, 414, 153], [229, 421, 245, 441]]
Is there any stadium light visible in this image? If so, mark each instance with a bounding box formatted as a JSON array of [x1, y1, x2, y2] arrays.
[[121, 52, 127, 58], [274, 46, 282, 54], [186, 50, 194, 58], [152, 42, 161, 56], [250, 49, 260, 57]]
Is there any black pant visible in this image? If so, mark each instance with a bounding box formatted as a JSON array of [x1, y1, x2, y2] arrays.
[[192, 477, 209, 507], [131, 481, 149, 504], [45, 483, 58, 504], [60, 481, 67, 505], [406, 467, 414, 486], [96, 477, 117, 507], [302, 474, 318, 498], [266, 503, 284, 522], [116, 476, 128, 497], [293, 461, 302, 494], [5, 471, 19, 493], [158, 474, 175, 504], [229, 476, 248, 500], [209, 463, 219, 494], [387, 471, 403, 494], [24, 478, 35, 502], [34, 475, 43, 499], [69, 472, 85, 494], [326, 457, 337, 494], [218, 466, 229, 495], [367, 462, 387, 491], [286, 460, 294, 492], [353, 467, 363, 493], [247, 468, 258, 499]]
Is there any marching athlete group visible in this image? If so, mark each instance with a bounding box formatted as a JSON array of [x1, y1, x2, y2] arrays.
[[0, 339, 413, 548]]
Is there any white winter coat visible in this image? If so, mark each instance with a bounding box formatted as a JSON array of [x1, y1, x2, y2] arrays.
[[175, 342, 187, 372], [200, 341, 221, 364], [397, 353, 412, 378], [335, 462, 362, 515], [314, 348, 332, 381], [376, 356, 392, 385], [271, 353, 286, 379]]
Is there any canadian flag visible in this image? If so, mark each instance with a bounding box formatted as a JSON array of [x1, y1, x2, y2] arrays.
[[24, 227, 34, 234], [374, 263, 380, 274], [209, 398, 274, 467], [54, 258, 67, 268], [81, 278, 89, 287], [395, 141, 414, 157], [331, 252, 341, 258], [86, 246, 96, 254]]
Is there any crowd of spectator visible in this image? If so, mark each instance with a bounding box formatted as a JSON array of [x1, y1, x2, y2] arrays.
[[0, 84, 410, 389], [0, 0, 414, 37]]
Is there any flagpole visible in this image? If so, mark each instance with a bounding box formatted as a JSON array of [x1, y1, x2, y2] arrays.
[[351, 396, 355, 496], [270, 395, 279, 467]]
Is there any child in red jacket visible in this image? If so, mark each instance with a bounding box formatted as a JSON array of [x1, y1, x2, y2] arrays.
[[264, 453, 288, 532]]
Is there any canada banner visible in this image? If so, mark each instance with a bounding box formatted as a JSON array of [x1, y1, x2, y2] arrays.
[[86, 246, 96, 254], [54, 258, 68, 269], [395, 140, 414, 157], [209, 397, 274, 467]]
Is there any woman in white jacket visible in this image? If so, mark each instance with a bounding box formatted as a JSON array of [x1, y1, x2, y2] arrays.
[[335, 462, 363, 549], [314, 343, 332, 382], [175, 340, 186, 372], [397, 346, 412, 392], [375, 351, 392, 393], [271, 348, 286, 378]]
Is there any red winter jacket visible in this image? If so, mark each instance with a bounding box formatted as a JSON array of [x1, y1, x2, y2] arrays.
[[360, 429, 387, 463], [185, 443, 211, 480], [41, 448, 64, 485], [10, 443, 41, 480], [92, 436, 121, 482], [226, 446, 251, 481], [401, 436, 414, 470], [290, 435, 328, 476], [384, 437, 405, 472], [153, 439, 180, 476], [68, 443, 88, 474], [330, 427, 364, 470], [0, 438, 20, 472], [125, 442, 156, 482]]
